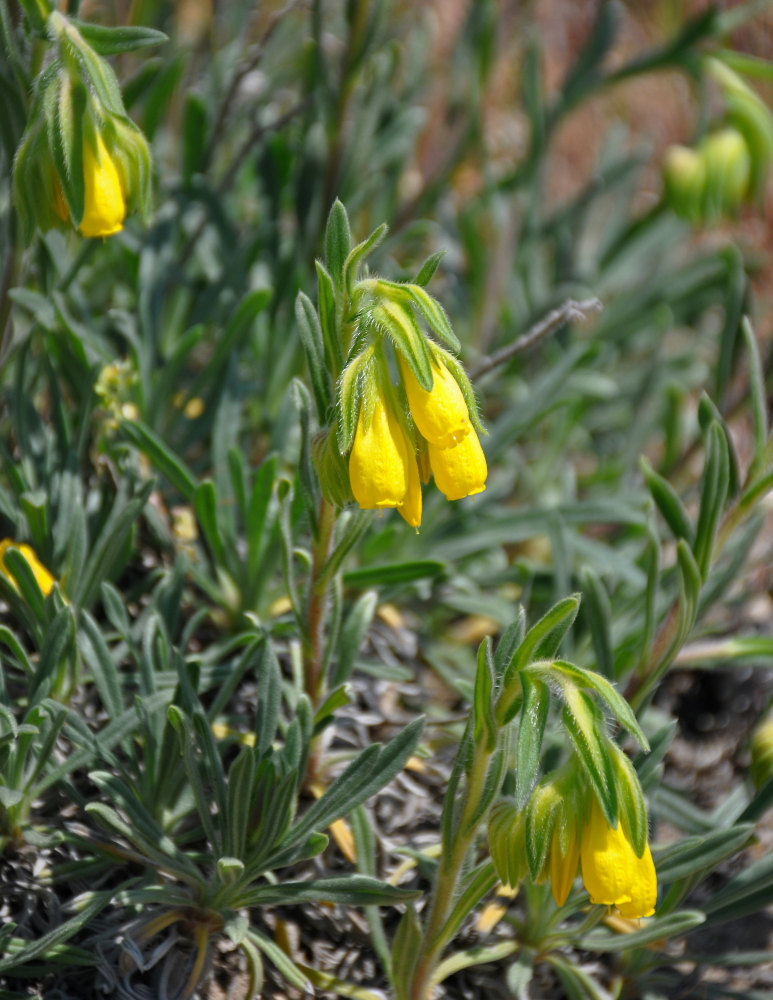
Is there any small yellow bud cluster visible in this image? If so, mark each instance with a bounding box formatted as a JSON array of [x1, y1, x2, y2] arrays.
[[347, 355, 486, 528], [663, 128, 752, 223]]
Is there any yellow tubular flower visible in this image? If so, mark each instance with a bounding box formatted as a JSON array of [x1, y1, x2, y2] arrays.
[[349, 395, 410, 512], [429, 430, 487, 502], [580, 798, 656, 919], [398, 446, 422, 528], [0, 540, 55, 597], [549, 823, 580, 907], [400, 357, 472, 449], [79, 134, 126, 238]]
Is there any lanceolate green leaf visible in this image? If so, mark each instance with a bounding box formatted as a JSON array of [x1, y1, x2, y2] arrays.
[[268, 717, 423, 864], [325, 199, 353, 291], [498, 596, 581, 722], [576, 911, 706, 952], [580, 566, 614, 680], [640, 456, 694, 544], [412, 251, 445, 287], [295, 291, 332, 418], [472, 637, 496, 750], [391, 905, 423, 1000], [693, 421, 730, 580], [402, 283, 461, 352], [544, 660, 649, 750], [315, 260, 343, 373], [654, 824, 754, 884], [120, 420, 196, 500], [337, 346, 374, 454], [514, 673, 549, 810], [372, 299, 433, 391], [0, 891, 114, 974], [343, 223, 388, 297], [525, 780, 561, 879], [703, 850, 773, 924], [247, 929, 311, 993], [561, 686, 617, 824], [241, 874, 420, 907], [70, 21, 168, 55], [609, 741, 647, 856], [332, 589, 378, 688]]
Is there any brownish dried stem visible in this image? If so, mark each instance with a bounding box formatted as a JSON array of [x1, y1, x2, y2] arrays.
[[202, 0, 305, 171], [470, 297, 603, 380]]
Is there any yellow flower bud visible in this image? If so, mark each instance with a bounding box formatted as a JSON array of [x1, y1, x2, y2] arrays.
[[0, 540, 55, 597], [663, 144, 706, 222], [428, 430, 487, 502], [580, 798, 656, 919], [399, 357, 472, 449], [549, 820, 580, 907], [700, 127, 751, 217], [79, 133, 126, 238], [349, 395, 421, 521]]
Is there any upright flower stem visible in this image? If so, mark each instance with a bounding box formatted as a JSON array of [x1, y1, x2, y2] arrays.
[[304, 497, 337, 704], [409, 735, 495, 1000], [303, 497, 337, 787]]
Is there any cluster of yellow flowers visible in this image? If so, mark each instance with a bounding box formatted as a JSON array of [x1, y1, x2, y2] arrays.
[[550, 796, 656, 918], [348, 355, 487, 528]]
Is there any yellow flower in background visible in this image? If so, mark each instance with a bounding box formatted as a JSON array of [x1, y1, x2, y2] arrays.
[[400, 357, 472, 449], [580, 797, 656, 919], [429, 430, 487, 502], [79, 133, 126, 238], [349, 395, 417, 514], [549, 819, 581, 907], [0, 540, 55, 597]]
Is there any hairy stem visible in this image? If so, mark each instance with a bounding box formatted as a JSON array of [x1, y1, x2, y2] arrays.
[[409, 738, 493, 1000], [304, 497, 337, 704]]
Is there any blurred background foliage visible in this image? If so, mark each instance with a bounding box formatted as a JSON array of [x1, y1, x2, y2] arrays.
[[3, 0, 773, 997]]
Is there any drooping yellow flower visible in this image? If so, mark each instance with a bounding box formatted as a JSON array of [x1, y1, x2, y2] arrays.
[[398, 446, 422, 528], [400, 357, 472, 449], [0, 540, 55, 597], [349, 395, 418, 515], [549, 819, 581, 907], [428, 430, 487, 502], [79, 133, 126, 238], [580, 798, 656, 919]]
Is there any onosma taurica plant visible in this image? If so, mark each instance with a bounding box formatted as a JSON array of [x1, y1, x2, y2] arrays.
[[2, 2, 773, 999]]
